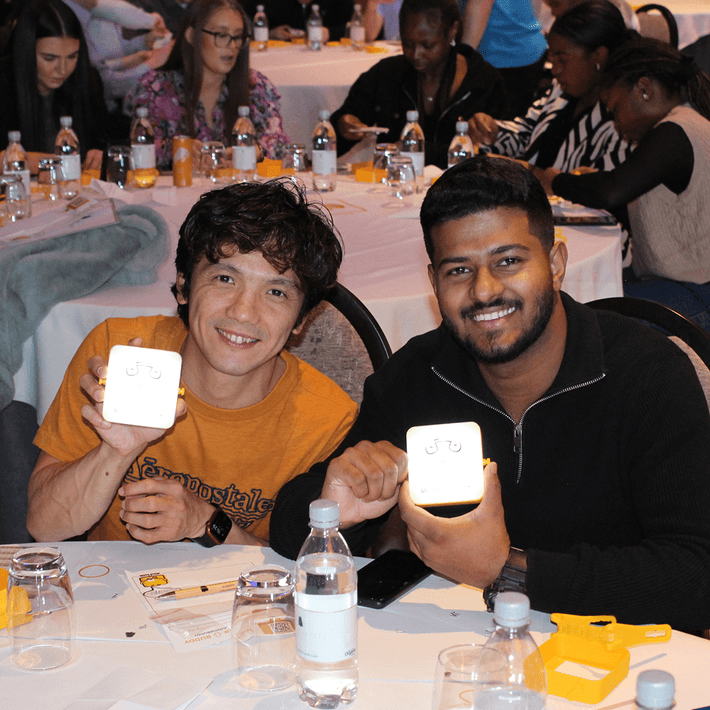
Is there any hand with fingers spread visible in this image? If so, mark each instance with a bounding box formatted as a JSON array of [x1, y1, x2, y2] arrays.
[[119, 476, 214, 543], [398, 462, 510, 589], [320, 440, 408, 528]]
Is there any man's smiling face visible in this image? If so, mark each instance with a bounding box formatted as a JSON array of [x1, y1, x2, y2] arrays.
[[428, 207, 564, 365], [177, 248, 304, 389]]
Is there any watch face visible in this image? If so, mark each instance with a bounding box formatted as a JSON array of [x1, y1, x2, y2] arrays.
[[210, 510, 233, 543]]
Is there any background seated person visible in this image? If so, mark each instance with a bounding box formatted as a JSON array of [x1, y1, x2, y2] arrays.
[[0, 0, 107, 172], [551, 39, 710, 330], [331, 0, 509, 169], [125, 0, 289, 170], [269, 156, 710, 632], [27, 179, 357, 546], [240, 0, 354, 42], [468, 0, 631, 178]]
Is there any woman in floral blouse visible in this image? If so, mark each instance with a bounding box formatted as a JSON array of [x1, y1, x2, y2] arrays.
[[125, 0, 288, 169]]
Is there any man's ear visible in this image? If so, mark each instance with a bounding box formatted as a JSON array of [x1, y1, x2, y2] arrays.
[[175, 273, 188, 304], [185, 26, 194, 46], [549, 240, 568, 293], [428, 263, 438, 296]]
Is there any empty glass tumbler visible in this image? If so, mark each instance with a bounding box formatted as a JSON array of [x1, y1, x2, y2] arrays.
[[200, 141, 232, 184], [7, 547, 75, 670], [37, 158, 65, 201], [231, 565, 296, 691], [387, 156, 416, 200]]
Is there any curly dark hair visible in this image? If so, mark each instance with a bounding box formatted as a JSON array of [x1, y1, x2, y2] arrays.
[[172, 178, 343, 328], [420, 155, 554, 261]]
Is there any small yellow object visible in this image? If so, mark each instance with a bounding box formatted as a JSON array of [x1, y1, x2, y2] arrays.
[[355, 167, 387, 183], [0, 568, 32, 631], [267, 40, 288, 48], [81, 169, 100, 185], [554, 227, 566, 243], [257, 158, 282, 178], [365, 45, 388, 53], [340, 37, 351, 46], [290, 37, 306, 45], [539, 614, 671, 704], [326, 41, 340, 47]]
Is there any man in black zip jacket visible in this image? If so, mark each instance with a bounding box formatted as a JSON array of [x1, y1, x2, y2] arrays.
[[270, 156, 710, 631]]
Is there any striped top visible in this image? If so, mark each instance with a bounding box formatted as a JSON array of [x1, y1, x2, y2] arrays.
[[485, 80, 631, 171]]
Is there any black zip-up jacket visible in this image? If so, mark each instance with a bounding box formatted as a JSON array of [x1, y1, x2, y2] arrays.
[[271, 293, 710, 631], [330, 44, 509, 169]]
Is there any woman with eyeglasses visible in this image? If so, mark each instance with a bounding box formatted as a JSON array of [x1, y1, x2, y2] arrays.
[[125, 0, 289, 169]]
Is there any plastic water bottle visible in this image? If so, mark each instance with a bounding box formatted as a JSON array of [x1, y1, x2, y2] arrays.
[[312, 110, 337, 192], [474, 592, 546, 710], [232, 105, 257, 182], [307, 4, 323, 51], [130, 106, 157, 188], [253, 4, 268, 51], [3, 131, 31, 215], [399, 110, 425, 191], [349, 4, 365, 50], [636, 670, 675, 710], [447, 120, 475, 169], [55, 116, 81, 199], [295, 500, 358, 708]]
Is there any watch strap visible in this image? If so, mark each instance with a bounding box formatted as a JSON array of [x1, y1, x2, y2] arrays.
[[483, 547, 527, 612], [191, 508, 233, 547]]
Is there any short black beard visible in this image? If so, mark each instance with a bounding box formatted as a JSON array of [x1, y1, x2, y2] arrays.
[[442, 288, 556, 365]]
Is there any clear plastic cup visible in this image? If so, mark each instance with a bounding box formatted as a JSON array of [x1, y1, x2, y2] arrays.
[[7, 547, 75, 670], [231, 565, 296, 691]]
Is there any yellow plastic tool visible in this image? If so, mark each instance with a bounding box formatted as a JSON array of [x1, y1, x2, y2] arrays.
[[539, 614, 671, 704], [0, 568, 32, 631]]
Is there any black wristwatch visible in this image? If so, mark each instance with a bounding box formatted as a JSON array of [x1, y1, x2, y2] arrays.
[[192, 508, 233, 547], [483, 547, 527, 612]]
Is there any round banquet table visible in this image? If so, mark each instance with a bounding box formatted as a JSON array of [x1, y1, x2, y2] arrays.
[[250, 42, 401, 145], [13, 174, 623, 421]]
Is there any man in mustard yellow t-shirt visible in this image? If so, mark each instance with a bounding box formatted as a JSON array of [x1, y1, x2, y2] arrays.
[[27, 180, 357, 546]]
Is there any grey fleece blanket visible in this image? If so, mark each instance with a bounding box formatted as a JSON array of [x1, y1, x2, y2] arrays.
[[0, 202, 169, 411]]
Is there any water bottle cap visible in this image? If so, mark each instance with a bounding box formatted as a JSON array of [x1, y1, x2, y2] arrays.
[[312, 3, 319, 8], [309, 499, 340, 528], [8, 131, 20, 142], [318, 109, 331, 121], [456, 120, 469, 133], [238, 105, 250, 117], [136, 107, 149, 118], [256, 4, 264, 10], [60, 116, 72, 128], [637, 670, 675, 709], [493, 591, 530, 627], [354, 3, 361, 9], [406, 111, 419, 122]]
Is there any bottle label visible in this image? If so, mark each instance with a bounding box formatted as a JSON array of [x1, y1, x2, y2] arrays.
[[132, 144, 156, 170], [312, 150, 336, 176], [400, 151, 424, 177], [308, 26, 324, 43], [295, 592, 357, 663], [233, 145, 257, 171], [61, 154, 81, 181], [350, 26, 365, 43], [254, 26, 268, 42]]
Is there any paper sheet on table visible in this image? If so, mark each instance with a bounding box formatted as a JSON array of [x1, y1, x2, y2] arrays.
[[89, 179, 179, 206], [126, 558, 256, 652], [59, 666, 212, 710], [0, 196, 118, 245]]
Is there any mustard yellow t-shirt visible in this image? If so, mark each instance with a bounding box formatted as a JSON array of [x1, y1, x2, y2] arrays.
[[35, 315, 358, 541]]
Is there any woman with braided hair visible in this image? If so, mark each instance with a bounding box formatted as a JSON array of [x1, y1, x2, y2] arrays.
[[551, 37, 710, 329]]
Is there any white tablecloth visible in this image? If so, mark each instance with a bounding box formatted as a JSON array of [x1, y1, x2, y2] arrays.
[[1, 541, 709, 710], [251, 43, 399, 144], [12, 176, 622, 420]]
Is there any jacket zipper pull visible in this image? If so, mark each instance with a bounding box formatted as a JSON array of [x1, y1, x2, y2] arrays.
[[513, 425, 522, 454]]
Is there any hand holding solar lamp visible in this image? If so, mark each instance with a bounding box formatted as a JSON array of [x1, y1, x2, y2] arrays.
[[99, 344, 184, 429], [406, 422, 487, 514]]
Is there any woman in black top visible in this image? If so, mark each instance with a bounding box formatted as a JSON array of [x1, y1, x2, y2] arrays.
[[0, 0, 107, 172], [331, 0, 509, 168]]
